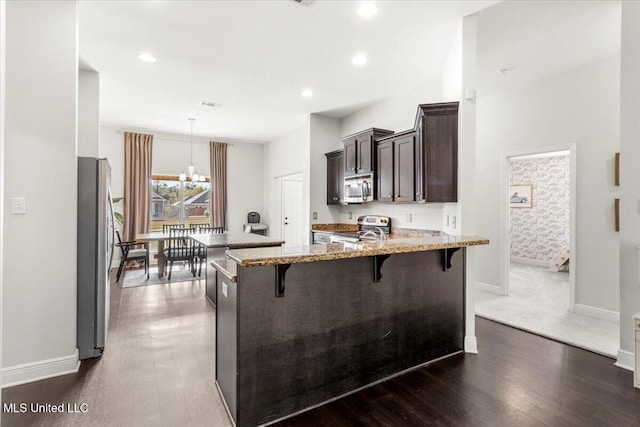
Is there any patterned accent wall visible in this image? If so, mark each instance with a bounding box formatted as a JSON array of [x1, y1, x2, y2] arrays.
[[510, 155, 570, 262]]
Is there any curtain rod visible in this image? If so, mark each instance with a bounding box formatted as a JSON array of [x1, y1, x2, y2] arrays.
[[114, 130, 235, 146]]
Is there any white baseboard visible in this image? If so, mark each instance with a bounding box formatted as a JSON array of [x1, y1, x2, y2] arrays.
[[464, 336, 478, 354], [614, 349, 634, 372], [510, 256, 551, 268], [2, 349, 80, 388], [475, 282, 502, 295], [574, 304, 619, 323]]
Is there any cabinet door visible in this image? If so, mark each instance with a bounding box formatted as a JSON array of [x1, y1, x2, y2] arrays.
[[326, 151, 344, 205], [344, 139, 357, 176], [416, 102, 458, 203], [356, 136, 373, 174], [377, 140, 394, 202], [423, 113, 457, 202], [394, 134, 415, 202]]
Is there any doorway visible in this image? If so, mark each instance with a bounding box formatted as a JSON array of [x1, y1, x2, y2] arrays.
[[503, 145, 576, 310], [476, 144, 619, 357], [281, 173, 304, 247]]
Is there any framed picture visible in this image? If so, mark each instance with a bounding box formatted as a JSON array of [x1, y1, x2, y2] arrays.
[[510, 184, 533, 208]]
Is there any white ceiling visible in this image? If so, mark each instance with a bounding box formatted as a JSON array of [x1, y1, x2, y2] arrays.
[[80, 1, 620, 143], [79, 0, 498, 142], [476, 1, 621, 95]]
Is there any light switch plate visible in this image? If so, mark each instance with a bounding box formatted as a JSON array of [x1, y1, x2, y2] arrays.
[[222, 282, 228, 298], [11, 197, 27, 215]]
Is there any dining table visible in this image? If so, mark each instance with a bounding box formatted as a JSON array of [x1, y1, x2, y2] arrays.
[[135, 230, 286, 278], [135, 231, 172, 277]]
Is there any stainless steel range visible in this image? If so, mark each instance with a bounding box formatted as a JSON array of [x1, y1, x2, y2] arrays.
[[329, 215, 392, 243]]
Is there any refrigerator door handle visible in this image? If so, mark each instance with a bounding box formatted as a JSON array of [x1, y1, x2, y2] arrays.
[[107, 188, 115, 271]]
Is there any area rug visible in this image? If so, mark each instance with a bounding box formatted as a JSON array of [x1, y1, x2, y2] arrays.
[[121, 265, 202, 288]]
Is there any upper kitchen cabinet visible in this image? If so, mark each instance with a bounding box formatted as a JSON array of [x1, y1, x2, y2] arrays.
[[414, 102, 458, 202], [376, 131, 416, 203], [342, 128, 394, 176], [325, 150, 344, 205]]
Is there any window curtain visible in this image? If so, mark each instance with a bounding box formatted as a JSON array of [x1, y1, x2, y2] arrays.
[[123, 132, 153, 242], [209, 141, 227, 229]]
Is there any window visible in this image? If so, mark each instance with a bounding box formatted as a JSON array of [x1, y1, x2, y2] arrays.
[[150, 175, 210, 230]]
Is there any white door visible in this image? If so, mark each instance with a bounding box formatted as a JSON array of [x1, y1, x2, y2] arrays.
[[282, 177, 304, 246]]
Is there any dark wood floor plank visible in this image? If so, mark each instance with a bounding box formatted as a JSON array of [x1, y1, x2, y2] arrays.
[[2, 269, 639, 427]]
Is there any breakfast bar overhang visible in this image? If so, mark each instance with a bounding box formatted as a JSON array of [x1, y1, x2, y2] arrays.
[[212, 235, 489, 427]]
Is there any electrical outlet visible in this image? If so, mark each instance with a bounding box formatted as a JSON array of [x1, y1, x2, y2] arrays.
[[406, 213, 412, 223], [349, 212, 353, 220], [452, 216, 457, 229], [313, 212, 317, 220], [446, 215, 450, 226]]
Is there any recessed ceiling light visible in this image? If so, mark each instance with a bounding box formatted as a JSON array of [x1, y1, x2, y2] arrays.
[[302, 89, 313, 97], [138, 52, 157, 63], [358, 1, 377, 18], [352, 54, 368, 66]]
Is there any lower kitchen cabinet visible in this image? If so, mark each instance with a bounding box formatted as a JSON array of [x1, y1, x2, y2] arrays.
[[376, 131, 416, 202]]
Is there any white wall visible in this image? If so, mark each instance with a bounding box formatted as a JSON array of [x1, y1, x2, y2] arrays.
[[475, 55, 621, 313], [618, 1, 640, 367], [327, 79, 449, 231], [309, 114, 341, 226], [78, 69, 100, 158], [340, 80, 443, 136], [3, 0, 79, 385], [0, 0, 6, 395], [100, 125, 265, 234], [263, 122, 310, 243]]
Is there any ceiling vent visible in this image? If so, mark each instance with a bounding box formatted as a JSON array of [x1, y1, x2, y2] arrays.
[[293, 0, 317, 6], [200, 101, 222, 108]]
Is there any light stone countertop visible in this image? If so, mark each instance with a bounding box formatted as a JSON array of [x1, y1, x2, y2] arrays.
[[226, 233, 489, 267], [189, 231, 284, 248]]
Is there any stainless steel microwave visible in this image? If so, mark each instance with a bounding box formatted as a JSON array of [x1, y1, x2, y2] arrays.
[[344, 173, 373, 203]]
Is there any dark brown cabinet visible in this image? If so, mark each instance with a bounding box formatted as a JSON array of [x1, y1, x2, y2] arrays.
[[414, 102, 458, 202], [325, 150, 344, 205], [342, 128, 393, 176], [376, 131, 416, 202]]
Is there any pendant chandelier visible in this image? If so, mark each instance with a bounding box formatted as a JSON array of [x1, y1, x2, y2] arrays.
[[179, 117, 203, 182]]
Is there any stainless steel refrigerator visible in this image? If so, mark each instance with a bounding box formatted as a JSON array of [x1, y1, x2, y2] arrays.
[[77, 157, 115, 360]]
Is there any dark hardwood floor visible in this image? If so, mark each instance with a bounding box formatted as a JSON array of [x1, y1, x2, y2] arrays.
[[2, 269, 639, 427]]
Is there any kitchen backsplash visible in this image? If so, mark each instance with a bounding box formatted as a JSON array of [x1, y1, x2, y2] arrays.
[[326, 202, 445, 231]]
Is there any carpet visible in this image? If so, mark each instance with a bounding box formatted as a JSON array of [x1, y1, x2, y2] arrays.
[[121, 264, 202, 288]]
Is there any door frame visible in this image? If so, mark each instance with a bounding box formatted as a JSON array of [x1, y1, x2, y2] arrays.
[[500, 143, 577, 312]]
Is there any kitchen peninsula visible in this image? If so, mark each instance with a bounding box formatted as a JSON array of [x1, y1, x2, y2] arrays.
[[212, 232, 489, 427], [189, 231, 284, 305]]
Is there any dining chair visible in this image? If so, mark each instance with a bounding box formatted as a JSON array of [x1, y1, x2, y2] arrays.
[[162, 223, 184, 233], [164, 227, 197, 280], [195, 226, 224, 276], [115, 230, 149, 282]]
